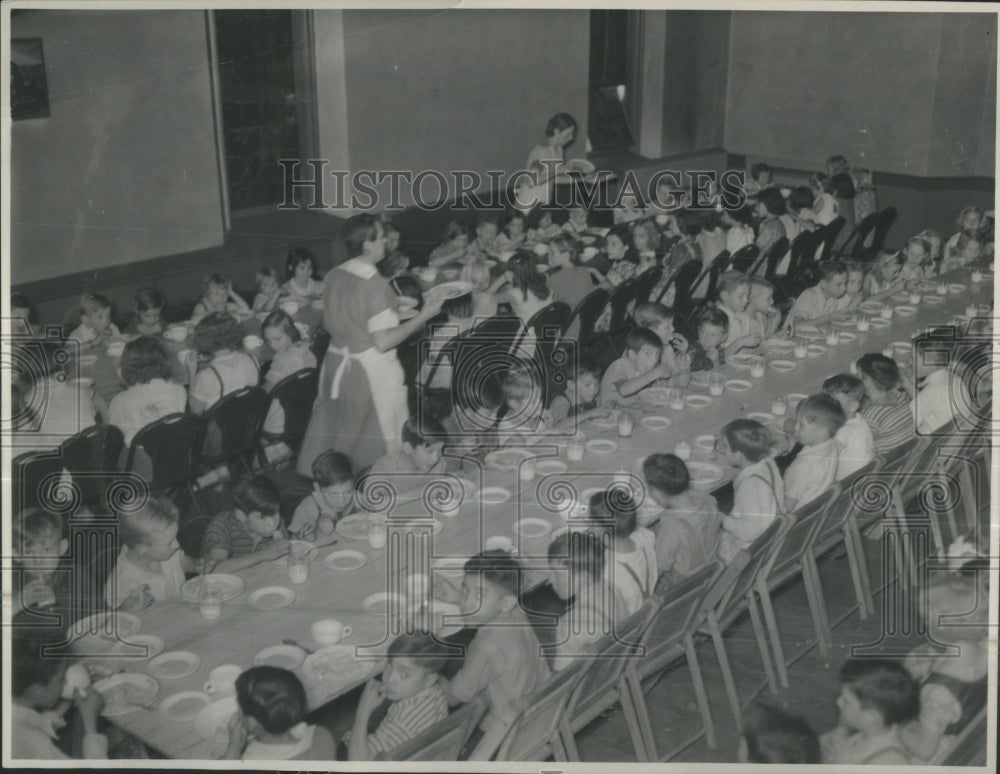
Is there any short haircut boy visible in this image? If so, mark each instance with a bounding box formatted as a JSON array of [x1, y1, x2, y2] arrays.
[[118, 496, 178, 549], [717, 270, 750, 296], [501, 361, 540, 402], [193, 311, 241, 354], [442, 219, 471, 243], [633, 302, 672, 329], [742, 703, 821, 764], [134, 287, 164, 312], [643, 453, 690, 496], [547, 530, 605, 583], [823, 373, 866, 403], [696, 305, 730, 333], [857, 353, 901, 392], [587, 487, 637, 535], [312, 450, 354, 488], [236, 666, 307, 735], [839, 658, 920, 727], [818, 260, 847, 282], [231, 475, 281, 517], [756, 188, 786, 216], [463, 550, 520, 597], [387, 631, 449, 674], [401, 414, 447, 448], [796, 394, 846, 435], [256, 267, 279, 284], [626, 326, 663, 354], [722, 419, 773, 463], [119, 336, 172, 386], [81, 293, 111, 315]]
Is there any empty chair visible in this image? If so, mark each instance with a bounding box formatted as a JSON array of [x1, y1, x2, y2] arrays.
[[563, 287, 609, 347], [126, 412, 205, 505], [258, 367, 319, 465], [197, 386, 271, 482], [59, 424, 125, 511]]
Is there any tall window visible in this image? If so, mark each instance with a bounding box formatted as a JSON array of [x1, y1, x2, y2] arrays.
[[214, 10, 301, 212], [588, 10, 636, 154]]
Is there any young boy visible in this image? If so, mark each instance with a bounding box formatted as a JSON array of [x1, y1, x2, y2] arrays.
[[105, 496, 203, 610], [368, 416, 448, 496], [599, 327, 668, 406], [584, 488, 657, 618], [785, 261, 849, 330], [821, 659, 918, 765], [835, 263, 864, 312], [288, 450, 356, 540], [437, 551, 550, 760], [11, 509, 71, 619], [202, 475, 292, 570], [11, 633, 108, 759], [688, 307, 729, 372], [68, 293, 122, 348], [633, 302, 692, 383], [783, 394, 845, 512], [739, 703, 821, 764], [547, 353, 604, 424], [747, 277, 782, 339], [643, 453, 723, 586], [823, 374, 876, 480], [715, 271, 762, 355], [857, 354, 915, 457], [347, 632, 450, 760], [465, 211, 502, 259]]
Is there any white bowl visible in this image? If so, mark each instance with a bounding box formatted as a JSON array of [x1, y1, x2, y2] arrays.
[[280, 301, 300, 316], [242, 335, 263, 350]]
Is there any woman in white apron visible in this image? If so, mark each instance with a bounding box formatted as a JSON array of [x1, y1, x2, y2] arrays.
[[297, 215, 442, 477]]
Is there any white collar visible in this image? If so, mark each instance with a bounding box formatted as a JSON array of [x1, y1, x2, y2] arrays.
[[337, 258, 378, 280]]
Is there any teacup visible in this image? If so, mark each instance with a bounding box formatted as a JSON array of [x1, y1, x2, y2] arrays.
[[204, 664, 241, 696], [242, 335, 263, 350], [281, 301, 300, 316], [311, 619, 352, 646], [674, 441, 692, 461]]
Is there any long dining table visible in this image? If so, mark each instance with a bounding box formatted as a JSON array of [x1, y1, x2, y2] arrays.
[[73, 264, 993, 759]]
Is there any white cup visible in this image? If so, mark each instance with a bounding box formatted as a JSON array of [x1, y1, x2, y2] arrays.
[[166, 326, 187, 342], [825, 332, 839, 347], [311, 619, 352, 646], [971, 270, 983, 283], [857, 318, 870, 332], [880, 306, 894, 320], [908, 293, 922, 305], [567, 440, 584, 462], [242, 334, 263, 350], [966, 304, 978, 318], [750, 363, 766, 379], [204, 664, 241, 696], [62, 664, 91, 699], [669, 396, 685, 411], [674, 441, 692, 461], [794, 344, 808, 359], [368, 522, 387, 549], [582, 247, 598, 259], [936, 283, 949, 296], [281, 301, 300, 316]]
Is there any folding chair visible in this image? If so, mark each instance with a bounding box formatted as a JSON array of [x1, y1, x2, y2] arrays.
[[749, 237, 789, 283], [12, 450, 70, 514], [258, 367, 319, 466], [126, 412, 206, 508], [493, 662, 586, 761], [833, 211, 879, 261], [698, 250, 731, 301], [869, 206, 898, 253], [814, 216, 845, 261], [727, 243, 760, 274], [632, 265, 663, 308], [197, 386, 271, 482], [59, 424, 126, 513], [563, 288, 610, 348]]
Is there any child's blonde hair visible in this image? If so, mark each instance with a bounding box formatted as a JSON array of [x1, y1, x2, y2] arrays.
[[905, 236, 931, 263], [80, 293, 111, 316], [201, 273, 231, 296], [256, 267, 279, 287], [118, 496, 178, 549], [717, 270, 751, 297], [955, 205, 985, 232], [460, 258, 491, 291]]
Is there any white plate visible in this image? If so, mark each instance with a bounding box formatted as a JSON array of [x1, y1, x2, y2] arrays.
[[686, 462, 725, 490], [769, 359, 796, 372], [728, 353, 757, 370], [254, 645, 306, 670], [949, 283, 967, 293], [363, 591, 405, 615], [795, 325, 824, 340], [746, 412, 776, 425], [109, 634, 165, 660], [424, 281, 474, 305], [324, 550, 368, 571], [196, 696, 238, 742], [832, 318, 857, 327], [485, 447, 534, 472], [479, 486, 512, 505], [640, 415, 672, 430], [694, 434, 716, 453], [181, 574, 245, 604], [640, 386, 675, 406], [869, 317, 892, 328], [806, 344, 827, 356], [923, 294, 945, 304], [302, 645, 377, 685], [92, 672, 160, 716], [838, 331, 858, 342], [535, 459, 568, 475], [69, 612, 142, 645], [786, 393, 808, 404], [579, 235, 597, 244], [685, 394, 712, 408], [535, 263, 552, 273], [891, 341, 911, 352], [513, 518, 553, 539], [79, 354, 99, 367], [859, 300, 883, 314], [160, 691, 211, 722], [725, 379, 752, 392], [890, 291, 910, 302], [586, 438, 619, 454], [388, 516, 444, 535], [587, 411, 619, 429], [763, 337, 796, 352], [148, 651, 201, 680], [249, 586, 296, 610], [335, 513, 372, 540], [894, 305, 917, 316]]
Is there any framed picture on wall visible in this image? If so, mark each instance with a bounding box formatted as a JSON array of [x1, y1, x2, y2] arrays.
[[11, 37, 51, 120]]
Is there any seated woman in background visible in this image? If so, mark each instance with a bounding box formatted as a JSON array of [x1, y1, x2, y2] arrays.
[[109, 336, 187, 448]]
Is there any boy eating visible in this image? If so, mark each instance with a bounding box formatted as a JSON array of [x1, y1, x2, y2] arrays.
[[68, 293, 121, 348], [368, 416, 448, 497], [202, 475, 293, 569], [715, 271, 762, 355], [688, 307, 729, 372], [288, 450, 356, 540], [599, 327, 668, 405], [785, 261, 848, 330]]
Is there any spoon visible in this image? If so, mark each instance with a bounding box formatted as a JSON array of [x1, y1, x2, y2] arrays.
[[282, 638, 314, 655]]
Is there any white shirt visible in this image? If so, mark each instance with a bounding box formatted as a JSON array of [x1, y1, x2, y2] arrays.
[[105, 545, 186, 609], [916, 369, 956, 434], [609, 528, 657, 617], [784, 438, 842, 509], [109, 379, 188, 446], [718, 303, 755, 347], [190, 351, 259, 410], [11, 703, 107, 760], [835, 416, 876, 480], [719, 456, 784, 563]]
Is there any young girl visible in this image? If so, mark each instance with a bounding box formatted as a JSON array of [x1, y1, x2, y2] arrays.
[[561, 204, 591, 237], [128, 288, 166, 336], [662, 208, 702, 275], [862, 250, 903, 298], [898, 236, 932, 285], [546, 235, 600, 309], [630, 219, 661, 274], [261, 310, 317, 436], [600, 225, 639, 287], [191, 274, 251, 324], [495, 252, 552, 335], [809, 173, 839, 226], [688, 306, 729, 373], [716, 418, 784, 563], [459, 258, 499, 318], [108, 336, 187, 448], [466, 211, 503, 259], [495, 209, 527, 251], [428, 220, 471, 267], [942, 206, 986, 272], [252, 268, 284, 314], [283, 248, 324, 300], [187, 312, 260, 415], [525, 205, 562, 243], [224, 667, 336, 760]]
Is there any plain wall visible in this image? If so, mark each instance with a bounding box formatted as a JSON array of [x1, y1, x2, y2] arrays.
[[10, 10, 225, 285]]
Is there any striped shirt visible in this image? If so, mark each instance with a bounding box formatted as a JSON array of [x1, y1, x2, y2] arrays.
[[202, 510, 269, 558], [367, 682, 449, 756], [861, 396, 915, 456]]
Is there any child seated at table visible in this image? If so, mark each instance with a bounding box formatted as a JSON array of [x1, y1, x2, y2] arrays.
[[834, 263, 864, 312], [808, 173, 839, 226], [722, 205, 757, 255], [633, 302, 692, 383], [68, 293, 122, 348], [428, 220, 472, 267], [346, 632, 450, 761], [261, 310, 317, 436], [715, 271, 762, 355], [862, 250, 904, 299], [495, 209, 527, 251], [224, 666, 336, 760], [367, 415, 448, 494], [546, 234, 601, 310], [11, 508, 72, 620], [289, 450, 355, 540], [466, 211, 503, 259], [785, 261, 848, 330], [459, 258, 499, 318], [11, 631, 108, 759], [716, 419, 785, 563], [600, 225, 638, 288], [547, 352, 603, 424], [823, 374, 875, 480], [493, 361, 554, 444], [599, 327, 667, 406], [738, 703, 821, 764], [747, 277, 782, 339], [856, 354, 914, 457], [561, 203, 592, 238], [283, 247, 325, 301], [108, 336, 187, 449], [438, 551, 550, 760], [526, 205, 562, 243], [127, 288, 166, 336], [743, 162, 774, 198], [899, 236, 933, 285], [900, 543, 989, 762], [942, 206, 986, 272], [643, 453, 722, 586], [584, 488, 656, 617], [202, 476, 292, 571], [820, 658, 918, 765], [105, 495, 204, 609], [688, 306, 729, 372], [11, 292, 35, 336], [252, 268, 284, 314], [191, 274, 251, 324], [187, 311, 261, 415], [783, 394, 845, 512]]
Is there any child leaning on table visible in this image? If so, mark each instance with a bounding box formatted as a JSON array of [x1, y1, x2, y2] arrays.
[[346, 632, 450, 761], [283, 247, 325, 301], [108, 335, 187, 448], [783, 394, 844, 513], [191, 273, 252, 324], [834, 262, 864, 312], [784, 260, 848, 330], [67, 293, 122, 348], [105, 496, 204, 610], [289, 450, 356, 540], [822, 373, 875, 480], [369, 414, 447, 482], [599, 327, 668, 406], [202, 475, 292, 572], [644, 453, 722, 587], [547, 352, 605, 425], [224, 666, 336, 760], [688, 306, 729, 373], [633, 302, 692, 384], [252, 267, 284, 314], [11, 508, 71, 619], [127, 287, 166, 336], [715, 271, 762, 356], [716, 419, 785, 564]]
